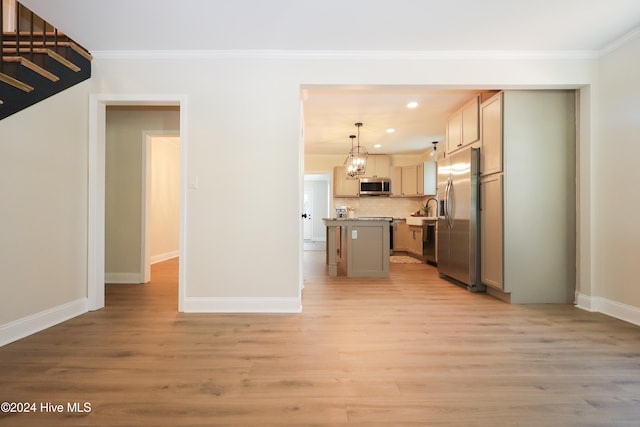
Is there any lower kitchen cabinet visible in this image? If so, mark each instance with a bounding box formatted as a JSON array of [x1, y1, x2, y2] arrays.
[[407, 225, 423, 257], [480, 174, 503, 289], [393, 220, 407, 251]]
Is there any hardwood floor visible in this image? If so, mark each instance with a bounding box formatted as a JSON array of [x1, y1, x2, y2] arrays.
[[1, 254, 640, 426]]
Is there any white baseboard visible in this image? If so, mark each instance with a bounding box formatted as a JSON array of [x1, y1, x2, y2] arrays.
[[105, 272, 144, 284], [183, 297, 302, 313], [151, 251, 179, 265], [0, 298, 88, 347], [575, 292, 640, 326], [575, 292, 597, 312]]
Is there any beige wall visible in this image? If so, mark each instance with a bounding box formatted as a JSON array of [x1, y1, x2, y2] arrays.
[[105, 106, 179, 282], [0, 82, 91, 325], [5, 32, 640, 338], [595, 36, 640, 309]]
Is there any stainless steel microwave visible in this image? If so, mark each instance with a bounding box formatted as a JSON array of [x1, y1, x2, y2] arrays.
[[359, 178, 391, 196]]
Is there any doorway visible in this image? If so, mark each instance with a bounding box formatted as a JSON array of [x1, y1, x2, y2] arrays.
[[88, 94, 187, 312]]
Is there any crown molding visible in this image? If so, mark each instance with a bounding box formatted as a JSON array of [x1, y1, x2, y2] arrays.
[[599, 25, 640, 56], [92, 49, 600, 61]]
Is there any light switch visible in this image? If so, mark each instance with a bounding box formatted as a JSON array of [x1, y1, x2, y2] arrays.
[[189, 175, 199, 189], [352, 229, 358, 239]]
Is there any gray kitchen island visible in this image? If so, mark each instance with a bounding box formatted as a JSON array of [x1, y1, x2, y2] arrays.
[[323, 218, 390, 278]]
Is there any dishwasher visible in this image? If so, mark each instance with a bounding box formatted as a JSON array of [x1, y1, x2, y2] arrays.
[[424, 219, 437, 266]]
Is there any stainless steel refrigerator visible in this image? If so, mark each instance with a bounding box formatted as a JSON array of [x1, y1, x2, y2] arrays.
[[437, 147, 483, 291]]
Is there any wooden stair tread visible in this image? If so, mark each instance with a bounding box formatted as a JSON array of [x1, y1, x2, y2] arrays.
[[0, 72, 34, 92], [2, 41, 92, 62], [2, 31, 67, 37], [2, 56, 60, 82], [2, 48, 82, 72]]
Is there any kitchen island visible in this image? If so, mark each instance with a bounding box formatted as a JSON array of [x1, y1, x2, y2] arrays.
[[323, 218, 390, 277]]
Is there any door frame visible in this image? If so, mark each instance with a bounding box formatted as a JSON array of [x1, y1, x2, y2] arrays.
[[88, 94, 188, 311]]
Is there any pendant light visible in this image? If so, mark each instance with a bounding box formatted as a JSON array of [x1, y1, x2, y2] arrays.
[[429, 141, 439, 157], [344, 122, 368, 179]]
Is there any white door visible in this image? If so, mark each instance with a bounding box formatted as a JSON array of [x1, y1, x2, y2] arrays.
[[303, 188, 313, 240]]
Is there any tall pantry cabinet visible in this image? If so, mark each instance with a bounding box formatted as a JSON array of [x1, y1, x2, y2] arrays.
[[479, 91, 576, 303]]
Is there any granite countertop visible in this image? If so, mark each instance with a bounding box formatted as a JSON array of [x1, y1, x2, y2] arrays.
[[323, 217, 394, 221]]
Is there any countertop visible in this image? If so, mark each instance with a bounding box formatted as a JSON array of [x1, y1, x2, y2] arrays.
[[323, 217, 394, 222]]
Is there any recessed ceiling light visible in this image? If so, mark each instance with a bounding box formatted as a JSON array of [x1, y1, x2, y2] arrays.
[[386, 128, 395, 133], [407, 101, 418, 109], [374, 144, 382, 148]]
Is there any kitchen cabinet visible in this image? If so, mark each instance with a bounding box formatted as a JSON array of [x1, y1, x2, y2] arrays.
[[446, 96, 480, 154], [480, 174, 503, 289], [394, 164, 421, 196], [401, 165, 419, 195], [407, 225, 424, 257], [366, 155, 391, 178], [324, 218, 390, 277], [391, 162, 435, 196], [393, 219, 407, 251], [390, 166, 402, 196], [446, 110, 462, 154], [462, 96, 480, 145], [480, 92, 503, 175], [479, 90, 575, 304], [333, 166, 359, 197]]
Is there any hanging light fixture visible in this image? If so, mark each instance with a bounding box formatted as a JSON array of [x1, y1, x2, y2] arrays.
[[429, 141, 439, 157], [344, 122, 368, 179]]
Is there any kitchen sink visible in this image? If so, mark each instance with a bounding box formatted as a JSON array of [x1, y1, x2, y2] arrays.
[[406, 216, 437, 226]]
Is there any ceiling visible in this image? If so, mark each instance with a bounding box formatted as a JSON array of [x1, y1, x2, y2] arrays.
[[20, 0, 640, 155]]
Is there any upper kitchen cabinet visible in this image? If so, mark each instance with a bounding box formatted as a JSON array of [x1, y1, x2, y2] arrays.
[[446, 110, 462, 153], [480, 92, 503, 175], [365, 155, 391, 178], [333, 166, 359, 197], [446, 96, 480, 154], [390, 162, 436, 197], [392, 164, 423, 197]]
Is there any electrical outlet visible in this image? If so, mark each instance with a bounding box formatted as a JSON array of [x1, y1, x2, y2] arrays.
[[352, 229, 358, 239]]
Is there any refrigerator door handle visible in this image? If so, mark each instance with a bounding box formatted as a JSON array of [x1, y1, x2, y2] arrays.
[[444, 179, 450, 225], [446, 178, 454, 229]]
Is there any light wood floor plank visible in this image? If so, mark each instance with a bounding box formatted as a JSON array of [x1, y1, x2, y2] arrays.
[[1, 254, 639, 426]]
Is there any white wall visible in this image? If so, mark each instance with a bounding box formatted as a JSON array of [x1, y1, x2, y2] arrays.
[[593, 35, 640, 315], [7, 39, 640, 342]]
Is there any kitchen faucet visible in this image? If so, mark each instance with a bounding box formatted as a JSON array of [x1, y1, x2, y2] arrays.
[[425, 197, 439, 217]]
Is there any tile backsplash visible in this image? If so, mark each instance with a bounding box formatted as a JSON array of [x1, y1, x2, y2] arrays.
[[334, 197, 431, 219]]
